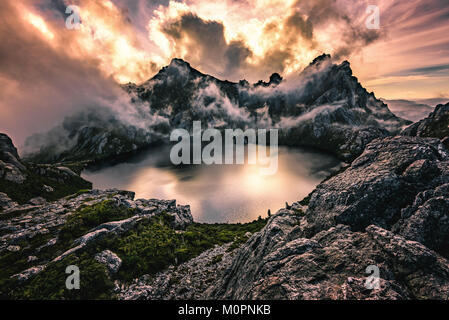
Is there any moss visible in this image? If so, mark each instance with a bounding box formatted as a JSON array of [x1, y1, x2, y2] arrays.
[[8, 252, 114, 300], [65, 189, 93, 200], [92, 214, 268, 282], [58, 200, 136, 246], [0, 232, 56, 295], [1, 208, 268, 299]]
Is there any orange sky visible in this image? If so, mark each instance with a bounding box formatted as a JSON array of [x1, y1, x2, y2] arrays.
[[1, 0, 448, 144]]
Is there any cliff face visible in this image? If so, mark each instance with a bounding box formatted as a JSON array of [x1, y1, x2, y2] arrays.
[[402, 102, 449, 149], [0, 133, 91, 205], [25, 54, 410, 164], [207, 136, 449, 300]]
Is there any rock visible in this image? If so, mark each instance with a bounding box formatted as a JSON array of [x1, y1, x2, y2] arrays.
[[0, 192, 18, 211], [208, 209, 449, 300], [43, 185, 54, 193], [95, 250, 122, 274], [0, 134, 20, 160], [73, 228, 110, 247], [56, 166, 77, 176], [303, 136, 449, 237], [366, 225, 449, 299], [13, 265, 46, 282], [402, 102, 449, 149], [28, 197, 46, 206], [393, 183, 449, 257], [7, 245, 21, 252], [120, 244, 235, 300], [27, 256, 38, 263], [1, 160, 26, 184]]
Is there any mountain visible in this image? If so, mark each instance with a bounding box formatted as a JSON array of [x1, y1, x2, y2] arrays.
[[25, 54, 410, 164], [0, 133, 91, 205], [1, 94, 449, 299]]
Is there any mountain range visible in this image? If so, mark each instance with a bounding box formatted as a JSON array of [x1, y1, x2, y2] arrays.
[[24, 54, 410, 165], [1, 54, 449, 300]]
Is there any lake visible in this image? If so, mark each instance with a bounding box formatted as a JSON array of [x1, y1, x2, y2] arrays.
[[82, 145, 341, 223]]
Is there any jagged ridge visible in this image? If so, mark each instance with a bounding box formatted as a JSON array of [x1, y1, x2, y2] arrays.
[[26, 54, 410, 164]]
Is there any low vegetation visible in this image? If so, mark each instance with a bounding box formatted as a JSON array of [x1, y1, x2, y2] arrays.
[[0, 165, 91, 204], [1, 200, 268, 299]]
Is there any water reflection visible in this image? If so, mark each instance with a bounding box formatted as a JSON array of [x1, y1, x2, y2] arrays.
[[82, 145, 341, 223]]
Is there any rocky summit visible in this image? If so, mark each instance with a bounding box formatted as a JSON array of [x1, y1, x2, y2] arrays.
[[25, 54, 409, 164]]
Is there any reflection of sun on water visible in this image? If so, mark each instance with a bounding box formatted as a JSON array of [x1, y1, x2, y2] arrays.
[[127, 166, 202, 216], [240, 165, 281, 195], [82, 146, 341, 223]]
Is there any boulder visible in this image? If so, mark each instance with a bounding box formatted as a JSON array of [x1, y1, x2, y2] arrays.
[[95, 250, 122, 274], [402, 102, 449, 149]]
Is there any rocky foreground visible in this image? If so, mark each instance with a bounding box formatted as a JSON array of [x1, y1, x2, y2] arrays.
[[1, 102, 449, 300], [0, 135, 266, 299], [207, 135, 449, 299]]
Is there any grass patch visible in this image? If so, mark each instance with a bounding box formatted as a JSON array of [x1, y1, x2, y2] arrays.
[[58, 200, 136, 246], [1, 206, 268, 299], [7, 252, 114, 300], [91, 214, 268, 282]]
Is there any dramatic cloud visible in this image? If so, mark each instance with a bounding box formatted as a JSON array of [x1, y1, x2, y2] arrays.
[[0, 0, 448, 148], [148, 0, 384, 80]]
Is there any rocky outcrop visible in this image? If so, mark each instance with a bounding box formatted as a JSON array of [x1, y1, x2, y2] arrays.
[[207, 135, 449, 300], [95, 250, 122, 274], [303, 136, 449, 237], [0, 133, 92, 204], [208, 215, 449, 299], [119, 243, 236, 300], [1, 189, 194, 285], [0, 192, 18, 211], [402, 102, 449, 149]]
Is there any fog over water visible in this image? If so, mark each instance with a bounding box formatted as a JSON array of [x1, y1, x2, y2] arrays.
[[82, 145, 341, 223]]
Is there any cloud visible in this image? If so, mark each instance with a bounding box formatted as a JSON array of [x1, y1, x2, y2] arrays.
[[382, 99, 434, 122], [148, 0, 384, 81], [159, 12, 253, 78], [0, 0, 161, 149], [1, 0, 448, 149], [391, 64, 449, 77]]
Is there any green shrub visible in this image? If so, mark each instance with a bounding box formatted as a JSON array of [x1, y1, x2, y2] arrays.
[[1, 208, 268, 299], [9, 253, 114, 300], [94, 214, 268, 282], [58, 200, 136, 245]]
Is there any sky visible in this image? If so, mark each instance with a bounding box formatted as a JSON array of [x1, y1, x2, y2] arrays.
[[0, 0, 448, 146]]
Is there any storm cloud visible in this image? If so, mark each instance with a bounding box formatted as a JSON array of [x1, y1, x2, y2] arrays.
[[0, 0, 448, 150]]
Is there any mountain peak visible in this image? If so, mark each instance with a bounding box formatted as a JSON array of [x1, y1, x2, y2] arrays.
[[168, 58, 191, 68], [254, 72, 283, 87], [310, 53, 331, 66]]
